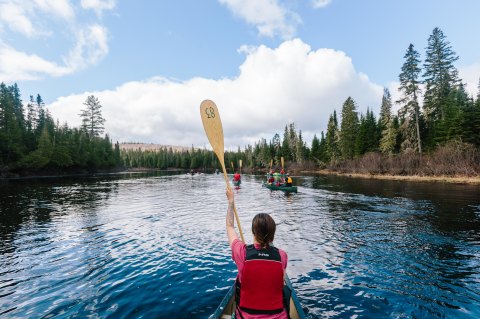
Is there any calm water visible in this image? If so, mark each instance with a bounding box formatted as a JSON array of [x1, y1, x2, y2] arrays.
[[0, 172, 479, 318]]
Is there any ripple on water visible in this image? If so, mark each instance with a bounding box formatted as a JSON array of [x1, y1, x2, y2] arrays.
[[0, 173, 479, 318]]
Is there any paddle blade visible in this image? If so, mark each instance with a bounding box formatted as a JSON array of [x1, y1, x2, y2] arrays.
[[281, 156, 284, 169], [239, 159, 242, 168], [200, 100, 225, 160]]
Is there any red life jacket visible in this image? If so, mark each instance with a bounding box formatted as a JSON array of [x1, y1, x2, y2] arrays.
[[237, 245, 284, 314]]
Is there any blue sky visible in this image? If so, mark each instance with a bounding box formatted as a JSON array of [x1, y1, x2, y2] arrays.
[[2, 0, 480, 148]]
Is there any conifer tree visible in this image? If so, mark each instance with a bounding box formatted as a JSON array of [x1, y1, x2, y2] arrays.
[[398, 43, 422, 154], [325, 110, 340, 163], [310, 134, 321, 162], [80, 95, 106, 138], [423, 27, 459, 124], [339, 97, 359, 159], [281, 125, 291, 161], [355, 109, 378, 156]]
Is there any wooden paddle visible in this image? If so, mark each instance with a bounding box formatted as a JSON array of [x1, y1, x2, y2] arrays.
[[239, 159, 242, 174], [230, 161, 234, 174], [281, 156, 284, 171], [200, 100, 245, 243]]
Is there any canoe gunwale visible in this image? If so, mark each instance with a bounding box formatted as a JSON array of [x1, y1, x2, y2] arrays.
[[262, 182, 298, 193], [210, 275, 307, 319]]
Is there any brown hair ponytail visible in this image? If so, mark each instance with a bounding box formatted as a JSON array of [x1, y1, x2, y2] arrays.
[[251, 213, 276, 248]]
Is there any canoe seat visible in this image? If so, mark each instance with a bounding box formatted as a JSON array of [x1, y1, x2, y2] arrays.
[[220, 315, 231, 319]]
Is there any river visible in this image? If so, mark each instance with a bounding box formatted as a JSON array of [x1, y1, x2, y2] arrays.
[[0, 172, 479, 318]]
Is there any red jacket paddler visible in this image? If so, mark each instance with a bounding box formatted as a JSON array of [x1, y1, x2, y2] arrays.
[[236, 245, 285, 314]]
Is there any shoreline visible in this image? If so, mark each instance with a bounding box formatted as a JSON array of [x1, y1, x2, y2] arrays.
[[2, 167, 480, 185], [301, 169, 480, 185]]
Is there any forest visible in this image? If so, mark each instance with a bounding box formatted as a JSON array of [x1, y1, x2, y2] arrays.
[[123, 28, 480, 177], [0, 90, 121, 177], [1, 27, 479, 178]]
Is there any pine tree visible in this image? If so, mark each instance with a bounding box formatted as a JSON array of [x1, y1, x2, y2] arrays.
[[0, 83, 24, 163], [339, 97, 359, 159], [379, 117, 398, 155], [80, 95, 106, 138], [281, 125, 290, 161], [325, 110, 340, 163], [355, 109, 378, 156], [296, 130, 305, 164], [379, 88, 392, 132], [423, 27, 459, 124], [398, 44, 422, 154], [310, 134, 321, 162]]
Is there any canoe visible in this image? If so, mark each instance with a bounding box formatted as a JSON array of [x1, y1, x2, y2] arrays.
[[210, 275, 306, 319], [263, 183, 298, 193], [232, 180, 241, 187]]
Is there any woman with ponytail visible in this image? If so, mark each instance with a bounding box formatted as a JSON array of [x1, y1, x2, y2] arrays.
[[226, 189, 288, 319]]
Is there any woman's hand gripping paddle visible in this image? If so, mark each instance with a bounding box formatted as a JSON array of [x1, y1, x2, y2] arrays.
[[200, 100, 245, 243]]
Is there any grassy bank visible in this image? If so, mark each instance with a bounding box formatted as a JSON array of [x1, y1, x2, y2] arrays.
[[303, 169, 480, 185]]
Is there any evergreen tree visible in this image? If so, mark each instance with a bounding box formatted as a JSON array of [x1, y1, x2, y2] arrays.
[[296, 130, 305, 164], [380, 116, 398, 155], [379, 88, 392, 132], [339, 97, 359, 159], [0, 83, 24, 163], [310, 134, 321, 162], [398, 43, 423, 154], [80, 95, 106, 138], [325, 110, 340, 163], [423, 27, 459, 124], [271, 133, 281, 160], [281, 125, 291, 161], [35, 94, 46, 136], [355, 109, 378, 156], [288, 123, 298, 162]]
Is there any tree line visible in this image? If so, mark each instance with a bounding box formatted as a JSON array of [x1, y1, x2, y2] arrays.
[[0, 87, 121, 176], [122, 28, 480, 176], [2, 27, 479, 177]]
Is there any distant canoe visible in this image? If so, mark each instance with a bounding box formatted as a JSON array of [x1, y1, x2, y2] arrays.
[[263, 183, 297, 193], [210, 275, 306, 319]]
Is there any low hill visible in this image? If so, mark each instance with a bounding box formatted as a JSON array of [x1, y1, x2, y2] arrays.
[[119, 143, 191, 152]]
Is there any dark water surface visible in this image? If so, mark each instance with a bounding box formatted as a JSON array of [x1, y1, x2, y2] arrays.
[[0, 172, 479, 318]]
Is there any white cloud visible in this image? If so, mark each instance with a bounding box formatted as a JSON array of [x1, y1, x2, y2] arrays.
[[81, 0, 116, 16], [219, 0, 301, 39], [312, 0, 332, 9], [0, 24, 108, 81], [0, 0, 74, 37], [66, 24, 109, 68], [459, 63, 480, 98], [48, 39, 383, 149], [0, 45, 72, 81], [33, 0, 75, 20], [0, 2, 38, 36], [0, 0, 113, 81]]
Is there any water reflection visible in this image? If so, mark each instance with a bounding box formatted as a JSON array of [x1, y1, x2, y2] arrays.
[[0, 172, 479, 318]]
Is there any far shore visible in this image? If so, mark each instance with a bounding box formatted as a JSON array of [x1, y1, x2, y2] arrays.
[[2, 167, 480, 185], [301, 169, 480, 185]]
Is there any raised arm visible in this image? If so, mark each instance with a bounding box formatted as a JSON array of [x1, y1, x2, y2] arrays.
[[226, 188, 240, 246]]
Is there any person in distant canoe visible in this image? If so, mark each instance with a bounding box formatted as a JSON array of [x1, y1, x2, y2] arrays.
[[267, 175, 275, 184], [280, 168, 285, 175], [284, 174, 292, 187], [233, 171, 241, 182], [225, 189, 289, 319]]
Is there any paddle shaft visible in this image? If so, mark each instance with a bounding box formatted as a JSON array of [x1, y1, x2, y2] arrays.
[[200, 100, 245, 243]]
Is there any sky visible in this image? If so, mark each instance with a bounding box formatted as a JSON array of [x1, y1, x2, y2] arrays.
[[1, 0, 480, 149]]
